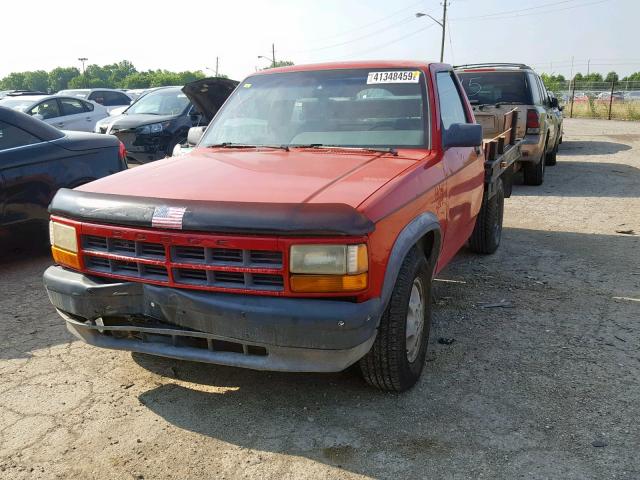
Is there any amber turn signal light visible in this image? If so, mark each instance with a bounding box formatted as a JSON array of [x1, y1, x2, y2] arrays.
[[290, 273, 367, 293], [51, 246, 82, 270]]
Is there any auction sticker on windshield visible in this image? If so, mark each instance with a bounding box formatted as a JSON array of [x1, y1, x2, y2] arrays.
[[367, 71, 420, 84]]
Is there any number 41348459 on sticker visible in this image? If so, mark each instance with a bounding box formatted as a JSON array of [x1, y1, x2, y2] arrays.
[[367, 71, 420, 84]]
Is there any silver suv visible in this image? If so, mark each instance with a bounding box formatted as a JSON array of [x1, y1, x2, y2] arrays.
[[455, 63, 561, 186]]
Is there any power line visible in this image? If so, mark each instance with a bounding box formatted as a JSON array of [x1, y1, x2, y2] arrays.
[[298, 0, 425, 45], [288, 14, 419, 54], [450, 0, 611, 22], [450, 0, 582, 20], [337, 23, 437, 60]]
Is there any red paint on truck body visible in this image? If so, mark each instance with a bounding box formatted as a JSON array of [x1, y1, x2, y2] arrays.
[[61, 61, 485, 302]]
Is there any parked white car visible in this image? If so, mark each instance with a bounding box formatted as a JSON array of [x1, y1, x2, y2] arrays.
[[0, 95, 109, 132], [56, 88, 132, 113]]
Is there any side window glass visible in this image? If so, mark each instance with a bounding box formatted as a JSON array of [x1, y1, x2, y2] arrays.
[[436, 71, 468, 130], [90, 91, 106, 105], [29, 100, 61, 119], [528, 73, 542, 105], [81, 100, 94, 112], [59, 98, 86, 116], [116, 92, 132, 106], [0, 121, 41, 150], [101, 91, 131, 106], [537, 76, 549, 105]]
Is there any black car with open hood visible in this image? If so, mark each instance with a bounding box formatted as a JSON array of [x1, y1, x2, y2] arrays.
[[97, 78, 238, 164]]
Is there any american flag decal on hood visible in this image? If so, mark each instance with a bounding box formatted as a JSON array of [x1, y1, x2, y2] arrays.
[[152, 206, 187, 230]]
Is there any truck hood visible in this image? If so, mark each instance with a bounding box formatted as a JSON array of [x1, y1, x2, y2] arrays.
[[181, 77, 239, 122], [77, 148, 420, 208]]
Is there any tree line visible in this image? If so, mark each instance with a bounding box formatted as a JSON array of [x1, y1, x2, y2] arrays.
[[0, 60, 214, 93], [540, 71, 640, 90], [0, 59, 297, 93], [4, 60, 635, 94]]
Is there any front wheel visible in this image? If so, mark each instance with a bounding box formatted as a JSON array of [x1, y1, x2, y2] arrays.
[[359, 247, 431, 392], [468, 178, 504, 254]]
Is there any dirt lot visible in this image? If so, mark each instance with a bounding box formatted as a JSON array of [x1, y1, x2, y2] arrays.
[[1, 118, 639, 479]]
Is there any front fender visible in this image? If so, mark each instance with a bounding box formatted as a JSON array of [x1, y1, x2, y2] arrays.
[[378, 212, 441, 314]]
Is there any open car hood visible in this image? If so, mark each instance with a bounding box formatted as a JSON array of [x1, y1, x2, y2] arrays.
[[181, 77, 239, 123]]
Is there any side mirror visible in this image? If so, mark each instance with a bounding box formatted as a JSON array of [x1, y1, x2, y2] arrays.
[[32, 113, 44, 120], [442, 123, 482, 149], [187, 126, 206, 146], [550, 97, 559, 108]]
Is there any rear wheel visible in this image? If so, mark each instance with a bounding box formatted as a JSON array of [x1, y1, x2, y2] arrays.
[[469, 178, 504, 254], [359, 247, 431, 392], [545, 139, 558, 166], [523, 140, 546, 186]]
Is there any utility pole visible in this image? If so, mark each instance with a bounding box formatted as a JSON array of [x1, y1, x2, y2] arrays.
[[586, 58, 591, 77], [569, 56, 574, 81], [215, 57, 219, 77], [440, 0, 448, 63]]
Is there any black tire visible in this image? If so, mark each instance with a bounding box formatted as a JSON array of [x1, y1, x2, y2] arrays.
[[523, 145, 546, 186], [468, 178, 504, 254], [545, 139, 558, 166], [359, 247, 431, 392], [502, 166, 514, 198]]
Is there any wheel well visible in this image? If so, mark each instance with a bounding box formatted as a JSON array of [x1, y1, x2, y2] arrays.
[[417, 230, 438, 270]]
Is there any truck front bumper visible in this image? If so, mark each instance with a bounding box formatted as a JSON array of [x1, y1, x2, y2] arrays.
[[43, 266, 381, 372]]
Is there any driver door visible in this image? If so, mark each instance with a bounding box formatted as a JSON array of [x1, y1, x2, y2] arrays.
[[436, 71, 484, 265]]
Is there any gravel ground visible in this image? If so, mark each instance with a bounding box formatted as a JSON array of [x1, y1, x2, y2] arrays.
[[0, 118, 638, 479]]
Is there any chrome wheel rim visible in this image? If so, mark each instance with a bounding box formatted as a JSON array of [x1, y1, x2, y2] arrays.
[[406, 277, 425, 363]]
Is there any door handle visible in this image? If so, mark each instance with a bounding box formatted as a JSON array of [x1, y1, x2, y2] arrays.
[[86, 117, 92, 121], [55, 123, 64, 128]]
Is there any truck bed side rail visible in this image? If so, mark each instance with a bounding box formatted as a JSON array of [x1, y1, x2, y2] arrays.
[[482, 109, 522, 198]]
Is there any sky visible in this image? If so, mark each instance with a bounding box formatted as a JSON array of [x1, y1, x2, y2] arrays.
[[1, 0, 637, 81]]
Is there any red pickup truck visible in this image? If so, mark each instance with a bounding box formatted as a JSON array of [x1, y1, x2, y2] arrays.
[[44, 61, 519, 391]]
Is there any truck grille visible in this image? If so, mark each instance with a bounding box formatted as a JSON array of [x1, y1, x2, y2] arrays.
[[80, 232, 285, 294]]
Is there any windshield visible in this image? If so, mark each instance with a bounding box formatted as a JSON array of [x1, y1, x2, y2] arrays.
[[457, 72, 532, 105], [58, 89, 89, 98], [0, 98, 35, 112], [125, 88, 190, 116], [201, 68, 427, 148]]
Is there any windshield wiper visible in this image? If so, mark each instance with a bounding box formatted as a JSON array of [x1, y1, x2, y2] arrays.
[[206, 143, 290, 151], [290, 144, 398, 156]]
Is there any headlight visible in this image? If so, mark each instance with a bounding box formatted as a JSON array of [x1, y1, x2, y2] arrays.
[[290, 244, 368, 293], [50, 221, 77, 252], [138, 122, 169, 135], [94, 118, 111, 133], [50, 221, 81, 269], [290, 244, 367, 274]]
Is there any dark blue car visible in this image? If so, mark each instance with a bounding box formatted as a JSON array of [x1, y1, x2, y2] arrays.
[[0, 106, 127, 237]]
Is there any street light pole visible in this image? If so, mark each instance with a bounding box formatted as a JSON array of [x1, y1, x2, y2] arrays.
[[78, 57, 87, 75], [440, 0, 448, 63], [78, 57, 88, 87], [257, 44, 277, 69], [416, 0, 448, 63]]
